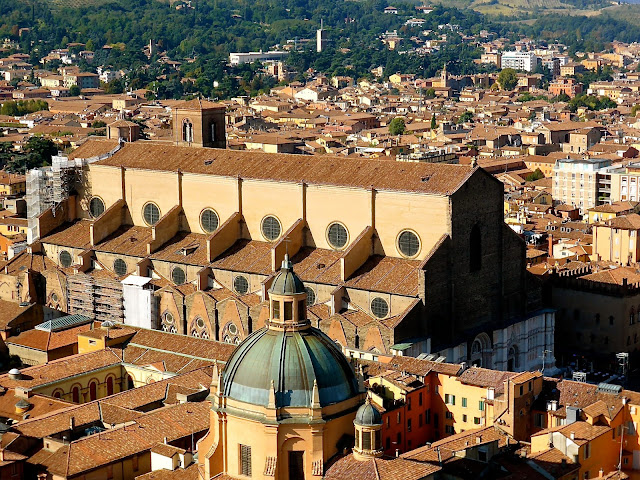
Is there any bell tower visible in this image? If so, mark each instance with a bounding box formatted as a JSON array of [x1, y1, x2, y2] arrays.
[[172, 98, 226, 149]]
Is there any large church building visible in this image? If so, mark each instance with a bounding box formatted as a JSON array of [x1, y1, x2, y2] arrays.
[[6, 102, 555, 371]]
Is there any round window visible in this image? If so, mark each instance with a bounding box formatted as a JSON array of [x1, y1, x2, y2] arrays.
[[234, 275, 249, 295], [59, 251, 72, 268], [261, 216, 281, 241], [306, 287, 316, 307], [371, 297, 389, 318], [200, 208, 219, 233], [398, 230, 420, 257], [113, 258, 127, 276], [51, 293, 58, 303], [327, 223, 348, 250], [164, 313, 174, 324], [143, 203, 161, 226], [171, 267, 186, 285], [228, 323, 238, 335], [89, 197, 105, 218], [196, 317, 205, 329]]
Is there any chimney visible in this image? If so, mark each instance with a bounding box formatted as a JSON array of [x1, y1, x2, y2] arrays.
[[476, 435, 482, 444], [599, 468, 604, 477], [569, 432, 575, 440], [70, 417, 75, 430], [395, 449, 400, 458]]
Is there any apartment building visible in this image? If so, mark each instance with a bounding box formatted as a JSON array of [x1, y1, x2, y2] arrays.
[[501, 51, 539, 72], [552, 157, 613, 213]]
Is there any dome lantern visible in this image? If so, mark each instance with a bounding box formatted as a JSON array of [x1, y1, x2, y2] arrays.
[[353, 396, 383, 460], [267, 254, 309, 331]]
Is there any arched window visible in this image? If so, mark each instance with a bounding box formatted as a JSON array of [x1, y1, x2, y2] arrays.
[[89, 381, 97, 401], [631, 309, 636, 326], [72, 385, 80, 403], [52, 389, 63, 399], [470, 224, 482, 272], [106, 376, 114, 396], [127, 375, 135, 390], [508, 345, 519, 371], [470, 333, 492, 368], [161, 312, 177, 333], [183, 120, 193, 143]]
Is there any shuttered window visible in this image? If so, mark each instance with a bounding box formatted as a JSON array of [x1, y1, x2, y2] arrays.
[[240, 444, 252, 476]]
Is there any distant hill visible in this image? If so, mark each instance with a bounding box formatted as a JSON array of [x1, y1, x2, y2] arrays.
[[431, 0, 613, 18]]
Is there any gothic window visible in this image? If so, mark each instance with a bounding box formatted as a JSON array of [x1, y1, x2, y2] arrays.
[[161, 312, 177, 333], [222, 322, 240, 344], [190, 317, 209, 339], [508, 345, 519, 371], [470, 224, 482, 272]]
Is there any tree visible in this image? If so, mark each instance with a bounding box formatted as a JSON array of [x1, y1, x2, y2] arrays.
[[92, 120, 107, 128], [388, 117, 405, 135], [633, 104, 640, 117], [498, 68, 518, 91], [5, 137, 57, 174], [425, 88, 436, 99], [457, 111, 474, 124], [525, 168, 544, 182], [69, 85, 81, 96], [431, 113, 437, 130]]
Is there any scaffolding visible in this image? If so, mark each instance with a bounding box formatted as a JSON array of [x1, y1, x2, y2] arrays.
[[26, 142, 123, 244], [67, 272, 125, 323]]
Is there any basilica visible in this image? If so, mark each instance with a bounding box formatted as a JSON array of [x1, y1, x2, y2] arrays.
[[3, 100, 555, 372]]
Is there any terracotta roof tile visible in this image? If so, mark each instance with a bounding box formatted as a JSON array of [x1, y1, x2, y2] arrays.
[[0, 349, 122, 390], [93, 141, 475, 196]]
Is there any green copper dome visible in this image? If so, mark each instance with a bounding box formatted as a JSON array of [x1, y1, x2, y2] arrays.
[[354, 399, 382, 426], [221, 326, 360, 408], [269, 254, 305, 296]]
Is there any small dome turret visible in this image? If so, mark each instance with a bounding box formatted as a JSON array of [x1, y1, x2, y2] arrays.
[[269, 254, 305, 296], [355, 397, 383, 427], [353, 397, 383, 460]]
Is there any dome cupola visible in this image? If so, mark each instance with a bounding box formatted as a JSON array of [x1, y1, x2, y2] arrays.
[[219, 255, 360, 412], [353, 396, 383, 460]]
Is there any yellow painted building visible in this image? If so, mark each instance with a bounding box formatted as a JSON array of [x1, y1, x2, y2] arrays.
[[29, 128, 538, 368], [592, 213, 640, 264], [199, 258, 363, 480], [0, 172, 26, 196]]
